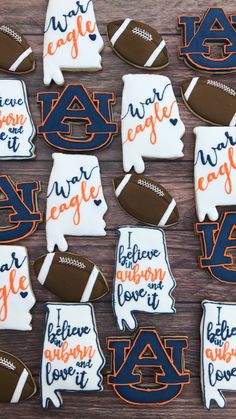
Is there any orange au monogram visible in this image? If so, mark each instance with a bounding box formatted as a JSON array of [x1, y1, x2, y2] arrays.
[[45, 16, 96, 59], [0, 268, 29, 321]]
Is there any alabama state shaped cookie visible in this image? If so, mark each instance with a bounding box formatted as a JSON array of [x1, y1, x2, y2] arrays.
[[107, 327, 190, 405], [46, 153, 107, 252], [113, 226, 176, 331], [201, 300, 236, 409], [194, 127, 236, 221], [37, 84, 117, 152], [43, 0, 104, 86], [121, 74, 185, 173], [107, 19, 168, 70], [178, 7, 236, 73], [181, 77, 236, 126], [113, 175, 179, 227], [0, 350, 36, 403], [41, 303, 105, 408], [0, 246, 35, 330], [34, 252, 108, 302], [0, 175, 42, 243], [0, 80, 35, 159]]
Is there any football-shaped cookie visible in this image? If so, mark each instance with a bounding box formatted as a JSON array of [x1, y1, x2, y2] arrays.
[[107, 18, 168, 70], [0, 24, 35, 74], [0, 350, 36, 403], [181, 77, 236, 126], [113, 174, 179, 227], [34, 252, 109, 302]]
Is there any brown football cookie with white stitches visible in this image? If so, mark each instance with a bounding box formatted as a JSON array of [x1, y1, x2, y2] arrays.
[[0, 24, 35, 73]]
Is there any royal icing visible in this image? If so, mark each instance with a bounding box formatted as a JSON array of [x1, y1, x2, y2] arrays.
[[121, 74, 185, 173], [43, 0, 104, 86], [0, 80, 35, 159], [0, 246, 35, 330], [41, 303, 105, 408], [46, 153, 107, 252], [37, 84, 117, 152], [201, 300, 236, 409], [107, 327, 190, 405], [178, 7, 236, 73], [0, 175, 42, 243], [113, 226, 176, 331], [194, 127, 236, 221]]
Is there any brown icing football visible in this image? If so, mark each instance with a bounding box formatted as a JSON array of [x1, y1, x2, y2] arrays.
[[113, 174, 179, 227], [0, 24, 35, 74], [34, 252, 109, 302], [181, 77, 236, 126], [107, 18, 168, 70], [0, 350, 36, 403]]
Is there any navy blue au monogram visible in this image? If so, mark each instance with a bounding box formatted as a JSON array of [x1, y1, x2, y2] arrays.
[[37, 84, 117, 152]]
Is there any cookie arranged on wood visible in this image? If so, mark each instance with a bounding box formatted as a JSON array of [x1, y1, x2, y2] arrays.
[[0, 24, 34, 74], [107, 19, 168, 69], [34, 252, 109, 302]]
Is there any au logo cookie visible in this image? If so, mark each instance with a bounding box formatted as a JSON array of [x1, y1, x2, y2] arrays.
[[0, 175, 42, 243], [178, 7, 236, 73], [107, 328, 190, 405], [113, 226, 176, 331], [37, 84, 117, 152], [201, 300, 236, 409], [41, 303, 105, 408], [196, 212, 236, 284]]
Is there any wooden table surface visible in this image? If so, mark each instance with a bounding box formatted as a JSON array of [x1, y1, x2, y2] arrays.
[[1, 0, 236, 417]]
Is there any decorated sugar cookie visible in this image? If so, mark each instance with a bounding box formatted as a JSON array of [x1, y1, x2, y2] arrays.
[[196, 211, 236, 284], [0, 350, 36, 403], [107, 19, 168, 70], [178, 8, 236, 73], [121, 74, 185, 173], [41, 303, 105, 408], [181, 77, 236, 126], [0, 80, 35, 159], [113, 227, 176, 331], [201, 300, 236, 409], [113, 175, 179, 227], [37, 84, 117, 152], [194, 127, 236, 221], [43, 0, 104, 86], [0, 175, 42, 243], [107, 327, 190, 405], [34, 252, 109, 301], [46, 153, 107, 252], [0, 25, 34, 74], [0, 246, 35, 330]]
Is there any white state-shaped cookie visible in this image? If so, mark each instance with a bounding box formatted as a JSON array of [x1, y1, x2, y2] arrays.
[[113, 226, 176, 331], [194, 127, 236, 222], [0, 246, 35, 330], [201, 300, 236, 409], [121, 74, 185, 173], [43, 0, 104, 86], [0, 80, 35, 159], [46, 153, 107, 252], [41, 303, 105, 408]]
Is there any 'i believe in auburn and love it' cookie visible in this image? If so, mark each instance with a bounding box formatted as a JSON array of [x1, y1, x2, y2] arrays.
[[113, 226, 176, 331], [43, 0, 104, 86], [41, 303, 105, 408], [46, 153, 107, 252], [0, 80, 35, 159], [121, 74, 185, 173]]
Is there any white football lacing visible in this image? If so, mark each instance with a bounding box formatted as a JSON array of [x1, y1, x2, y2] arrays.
[[137, 179, 164, 197], [132, 27, 153, 42], [59, 256, 86, 269], [0, 25, 22, 43], [207, 79, 236, 97], [0, 357, 16, 371]]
